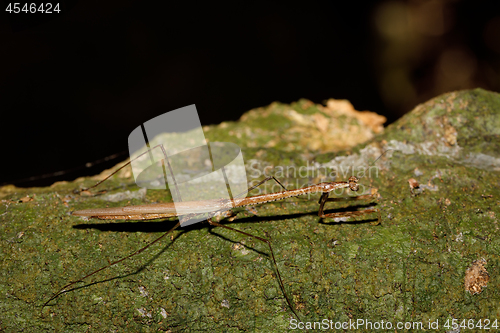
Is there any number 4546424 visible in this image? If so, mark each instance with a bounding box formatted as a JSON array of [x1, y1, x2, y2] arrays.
[[444, 319, 498, 330], [6, 3, 60, 14]]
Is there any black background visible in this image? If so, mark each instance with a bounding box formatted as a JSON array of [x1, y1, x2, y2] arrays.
[[2, 1, 500, 187]]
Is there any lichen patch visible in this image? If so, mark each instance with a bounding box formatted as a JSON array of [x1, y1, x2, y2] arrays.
[[465, 259, 489, 295]]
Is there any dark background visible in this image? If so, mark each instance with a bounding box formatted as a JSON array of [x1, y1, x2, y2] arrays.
[[2, 1, 500, 187]]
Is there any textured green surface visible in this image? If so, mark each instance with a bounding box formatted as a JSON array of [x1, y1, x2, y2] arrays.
[[1, 89, 500, 332]]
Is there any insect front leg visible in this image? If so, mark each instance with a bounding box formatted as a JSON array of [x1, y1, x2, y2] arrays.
[[317, 192, 381, 224]]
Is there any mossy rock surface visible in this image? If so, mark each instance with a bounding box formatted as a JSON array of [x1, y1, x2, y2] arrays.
[[1, 88, 499, 332]]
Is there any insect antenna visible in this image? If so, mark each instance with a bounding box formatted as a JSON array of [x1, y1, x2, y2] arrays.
[[1, 151, 128, 187]]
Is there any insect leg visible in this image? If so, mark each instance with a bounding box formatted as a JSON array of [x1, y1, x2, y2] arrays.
[[207, 218, 300, 320], [318, 193, 381, 224], [42, 222, 181, 309]]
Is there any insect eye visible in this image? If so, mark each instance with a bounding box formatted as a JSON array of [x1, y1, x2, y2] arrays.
[[348, 176, 359, 191]]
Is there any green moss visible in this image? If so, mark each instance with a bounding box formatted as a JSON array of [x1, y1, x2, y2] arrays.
[[2, 89, 500, 332]]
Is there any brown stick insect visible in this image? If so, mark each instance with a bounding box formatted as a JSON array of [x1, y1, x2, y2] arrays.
[[42, 145, 388, 320]]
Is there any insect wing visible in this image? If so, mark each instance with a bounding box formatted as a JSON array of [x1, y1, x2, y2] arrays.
[[128, 105, 247, 226]]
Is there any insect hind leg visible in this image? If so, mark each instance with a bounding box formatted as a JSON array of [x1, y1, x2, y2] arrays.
[[207, 218, 300, 320]]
